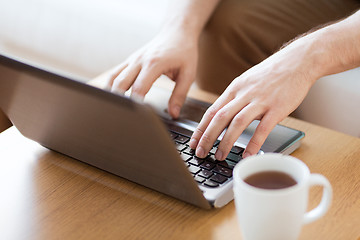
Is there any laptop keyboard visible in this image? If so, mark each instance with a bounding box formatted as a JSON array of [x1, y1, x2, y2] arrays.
[[167, 124, 244, 188]]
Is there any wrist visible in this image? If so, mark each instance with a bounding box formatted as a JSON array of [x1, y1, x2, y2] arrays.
[[160, 18, 201, 42], [299, 31, 330, 84], [308, 27, 343, 78], [283, 27, 347, 87], [281, 10, 360, 87], [304, 11, 360, 78], [279, 33, 326, 87], [160, 0, 221, 42]]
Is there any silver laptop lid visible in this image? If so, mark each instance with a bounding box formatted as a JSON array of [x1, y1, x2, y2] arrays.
[[0, 53, 211, 209]]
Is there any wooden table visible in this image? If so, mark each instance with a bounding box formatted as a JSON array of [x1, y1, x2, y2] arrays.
[[0, 73, 359, 240]]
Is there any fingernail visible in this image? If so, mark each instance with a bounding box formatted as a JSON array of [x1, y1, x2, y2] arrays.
[[189, 138, 198, 149], [215, 150, 223, 160], [243, 151, 251, 158], [196, 146, 205, 158]]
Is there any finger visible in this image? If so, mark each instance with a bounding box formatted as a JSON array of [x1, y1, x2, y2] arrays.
[[168, 68, 194, 119], [242, 112, 280, 158], [188, 93, 234, 150], [194, 97, 249, 158], [130, 65, 163, 98], [106, 63, 128, 89], [215, 103, 265, 160], [111, 63, 141, 93]]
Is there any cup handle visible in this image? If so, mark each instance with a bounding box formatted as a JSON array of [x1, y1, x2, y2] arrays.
[[303, 174, 333, 224]]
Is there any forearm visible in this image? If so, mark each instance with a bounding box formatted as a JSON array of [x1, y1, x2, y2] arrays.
[[161, 0, 221, 41], [304, 10, 360, 80]]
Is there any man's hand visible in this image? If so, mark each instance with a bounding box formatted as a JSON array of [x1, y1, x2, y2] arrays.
[[108, 31, 198, 118], [107, 0, 220, 119], [189, 36, 319, 159], [189, 10, 360, 160]]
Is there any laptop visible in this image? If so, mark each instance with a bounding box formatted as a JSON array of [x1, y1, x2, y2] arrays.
[[0, 53, 304, 209]]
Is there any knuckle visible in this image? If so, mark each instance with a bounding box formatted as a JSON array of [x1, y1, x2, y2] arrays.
[[132, 54, 142, 63], [227, 88, 238, 98], [109, 72, 119, 82], [257, 102, 269, 112], [214, 109, 228, 122], [146, 57, 161, 68], [232, 113, 246, 126], [113, 77, 127, 90], [193, 126, 205, 137], [114, 75, 126, 84], [200, 132, 213, 145], [205, 107, 218, 119], [257, 123, 269, 135], [248, 137, 262, 149]]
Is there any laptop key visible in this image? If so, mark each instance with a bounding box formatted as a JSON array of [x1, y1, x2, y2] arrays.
[[210, 173, 228, 184], [204, 179, 219, 188], [166, 124, 193, 138], [188, 165, 201, 174], [226, 152, 243, 163], [175, 143, 187, 152], [205, 154, 217, 162], [218, 160, 236, 170], [200, 160, 216, 170], [175, 135, 190, 144], [213, 165, 232, 178], [180, 153, 192, 162], [169, 132, 178, 139], [209, 147, 217, 155], [183, 147, 195, 156], [198, 169, 213, 179], [194, 175, 206, 184], [188, 158, 204, 166], [230, 146, 244, 155]]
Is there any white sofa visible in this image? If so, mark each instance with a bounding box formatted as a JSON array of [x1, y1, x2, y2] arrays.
[[1, 0, 359, 137]]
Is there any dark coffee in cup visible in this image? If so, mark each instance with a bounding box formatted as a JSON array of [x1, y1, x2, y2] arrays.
[[244, 171, 297, 189]]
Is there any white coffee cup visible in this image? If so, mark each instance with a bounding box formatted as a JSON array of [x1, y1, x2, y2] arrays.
[[233, 153, 332, 240]]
